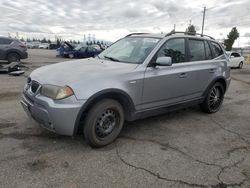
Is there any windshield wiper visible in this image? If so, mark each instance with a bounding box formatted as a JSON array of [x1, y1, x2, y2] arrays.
[[104, 55, 120, 62]]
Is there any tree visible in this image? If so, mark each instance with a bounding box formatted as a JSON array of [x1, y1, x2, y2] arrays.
[[185, 24, 196, 35], [224, 27, 239, 51]]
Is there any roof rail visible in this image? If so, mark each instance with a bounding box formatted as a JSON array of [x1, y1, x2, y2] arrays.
[[126, 33, 149, 37], [165, 31, 214, 40]]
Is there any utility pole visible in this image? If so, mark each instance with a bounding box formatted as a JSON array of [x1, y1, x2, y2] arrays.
[[201, 6, 206, 36], [173, 24, 176, 31]]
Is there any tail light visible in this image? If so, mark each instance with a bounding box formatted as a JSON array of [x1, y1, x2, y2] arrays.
[[19, 44, 27, 48]]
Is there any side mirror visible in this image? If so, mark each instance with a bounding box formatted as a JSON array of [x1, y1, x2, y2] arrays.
[[230, 55, 235, 58], [155, 56, 172, 66]]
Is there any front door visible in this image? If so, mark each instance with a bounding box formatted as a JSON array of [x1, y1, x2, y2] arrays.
[[141, 38, 216, 110]]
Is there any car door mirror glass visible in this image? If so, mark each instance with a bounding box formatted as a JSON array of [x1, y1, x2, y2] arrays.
[[155, 56, 172, 66]]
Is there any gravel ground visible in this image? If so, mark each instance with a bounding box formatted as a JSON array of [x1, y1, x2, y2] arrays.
[[0, 49, 250, 188]]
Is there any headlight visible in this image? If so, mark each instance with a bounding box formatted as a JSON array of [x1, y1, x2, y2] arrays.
[[40, 85, 74, 100]]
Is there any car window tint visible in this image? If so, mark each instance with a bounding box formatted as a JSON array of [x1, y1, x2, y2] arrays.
[[188, 39, 206, 61], [205, 41, 213, 60], [210, 42, 223, 57], [234, 53, 240, 57], [0, 38, 12, 45], [157, 38, 186, 63]]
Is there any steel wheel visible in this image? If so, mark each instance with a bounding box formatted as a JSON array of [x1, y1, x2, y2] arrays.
[[95, 108, 120, 139], [83, 99, 124, 147]]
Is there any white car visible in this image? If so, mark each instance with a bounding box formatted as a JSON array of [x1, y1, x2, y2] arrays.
[[226, 51, 244, 69], [38, 43, 49, 49]]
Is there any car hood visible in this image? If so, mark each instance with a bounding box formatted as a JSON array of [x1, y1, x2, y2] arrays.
[[30, 58, 138, 86]]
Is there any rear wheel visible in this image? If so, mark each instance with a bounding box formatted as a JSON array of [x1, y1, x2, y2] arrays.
[[7, 52, 20, 63], [238, 61, 243, 69], [83, 99, 124, 147], [200, 82, 225, 113]]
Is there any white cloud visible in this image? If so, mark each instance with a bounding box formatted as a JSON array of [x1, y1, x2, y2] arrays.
[[0, 0, 249, 46]]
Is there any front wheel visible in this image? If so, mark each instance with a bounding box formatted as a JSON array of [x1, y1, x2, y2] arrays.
[[238, 62, 243, 69], [200, 82, 225, 113], [83, 99, 124, 147]]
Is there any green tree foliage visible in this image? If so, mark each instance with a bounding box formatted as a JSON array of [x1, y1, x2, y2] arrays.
[[185, 24, 196, 35], [224, 27, 239, 51]]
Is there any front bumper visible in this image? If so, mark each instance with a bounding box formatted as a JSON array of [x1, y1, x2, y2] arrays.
[[21, 88, 86, 136]]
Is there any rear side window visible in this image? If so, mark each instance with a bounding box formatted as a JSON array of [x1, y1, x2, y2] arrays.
[[232, 52, 240, 57], [157, 38, 186, 63], [0, 38, 12, 45], [204, 41, 213, 60], [210, 42, 223, 57], [188, 39, 206, 61]]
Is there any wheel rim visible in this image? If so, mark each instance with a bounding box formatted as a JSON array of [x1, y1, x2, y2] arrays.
[[239, 63, 243, 68], [95, 108, 119, 138], [209, 86, 223, 111], [9, 54, 19, 62]]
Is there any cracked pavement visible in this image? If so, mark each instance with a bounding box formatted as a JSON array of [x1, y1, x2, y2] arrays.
[[0, 49, 250, 188]]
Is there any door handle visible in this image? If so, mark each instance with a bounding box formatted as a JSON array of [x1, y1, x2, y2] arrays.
[[179, 73, 187, 78], [209, 68, 216, 73]]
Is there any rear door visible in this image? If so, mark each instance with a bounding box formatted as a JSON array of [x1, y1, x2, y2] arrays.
[[0, 38, 12, 59]]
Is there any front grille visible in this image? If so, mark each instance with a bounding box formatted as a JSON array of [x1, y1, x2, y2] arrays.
[[30, 81, 41, 94]]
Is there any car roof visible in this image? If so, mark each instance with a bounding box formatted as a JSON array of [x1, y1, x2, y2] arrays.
[[127, 32, 216, 42], [0, 36, 14, 40]]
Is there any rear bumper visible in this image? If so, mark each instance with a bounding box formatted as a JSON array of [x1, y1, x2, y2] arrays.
[[21, 89, 86, 136]]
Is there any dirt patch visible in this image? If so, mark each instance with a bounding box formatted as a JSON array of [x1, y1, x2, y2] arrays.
[[232, 76, 250, 85], [27, 159, 50, 171], [0, 121, 17, 129], [0, 91, 21, 101]]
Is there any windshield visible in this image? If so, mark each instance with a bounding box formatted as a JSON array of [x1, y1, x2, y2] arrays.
[[98, 37, 160, 64]]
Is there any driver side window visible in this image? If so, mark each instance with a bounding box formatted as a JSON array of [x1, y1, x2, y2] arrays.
[[157, 38, 186, 63]]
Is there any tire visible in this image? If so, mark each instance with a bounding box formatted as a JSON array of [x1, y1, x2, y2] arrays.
[[200, 82, 225, 113], [7, 52, 20, 63], [83, 99, 124, 147], [238, 62, 243, 69]]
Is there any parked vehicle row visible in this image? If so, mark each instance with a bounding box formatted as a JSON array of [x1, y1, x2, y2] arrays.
[[21, 32, 231, 147], [56, 42, 102, 58]]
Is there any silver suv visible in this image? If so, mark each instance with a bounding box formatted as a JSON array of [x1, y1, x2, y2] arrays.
[[0, 37, 28, 63], [21, 32, 231, 147]]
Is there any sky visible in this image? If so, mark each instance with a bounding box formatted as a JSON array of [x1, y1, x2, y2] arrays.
[[0, 0, 250, 46]]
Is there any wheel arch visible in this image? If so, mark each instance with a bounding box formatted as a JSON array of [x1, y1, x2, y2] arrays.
[[6, 50, 22, 59], [203, 77, 227, 97], [73, 89, 136, 135]]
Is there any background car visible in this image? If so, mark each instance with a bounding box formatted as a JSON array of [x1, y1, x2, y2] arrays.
[[39, 43, 49, 49], [0, 37, 28, 63], [226, 51, 244, 68], [56, 42, 75, 57], [65, 45, 102, 58]]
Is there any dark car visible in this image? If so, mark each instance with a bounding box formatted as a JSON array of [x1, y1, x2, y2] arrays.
[[0, 37, 28, 63], [65, 45, 102, 58]]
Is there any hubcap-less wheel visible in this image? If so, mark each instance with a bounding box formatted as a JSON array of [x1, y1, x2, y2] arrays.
[[209, 86, 223, 111], [83, 99, 124, 147], [95, 109, 119, 138]]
